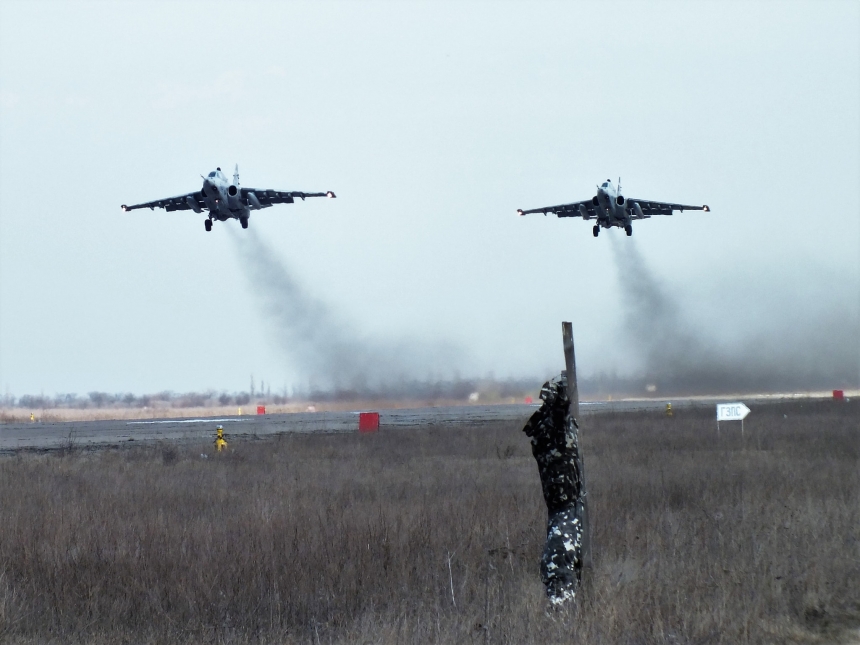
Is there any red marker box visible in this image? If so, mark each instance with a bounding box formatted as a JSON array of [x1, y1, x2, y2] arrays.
[[358, 412, 379, 433]]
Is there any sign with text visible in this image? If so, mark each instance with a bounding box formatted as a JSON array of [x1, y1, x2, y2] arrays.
[[716, 402, 750, 422]]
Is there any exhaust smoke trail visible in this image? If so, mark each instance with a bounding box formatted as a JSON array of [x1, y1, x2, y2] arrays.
[[229, 229, 464, 394], [610, 237, 860, 394]]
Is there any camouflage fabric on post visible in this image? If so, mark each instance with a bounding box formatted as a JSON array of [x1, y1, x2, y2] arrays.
[[522, 373, 584, 606]]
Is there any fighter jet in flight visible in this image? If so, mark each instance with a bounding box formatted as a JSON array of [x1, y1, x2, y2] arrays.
[[517, 179, 709, 237], [121, 165, 336, 231]]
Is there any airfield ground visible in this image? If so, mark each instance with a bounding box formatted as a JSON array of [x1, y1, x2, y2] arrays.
[[0, 399, 857, 644], [0, 401, 695, 453]]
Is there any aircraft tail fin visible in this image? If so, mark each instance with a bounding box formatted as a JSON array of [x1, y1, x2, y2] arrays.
[[233, 164, 240, 187]]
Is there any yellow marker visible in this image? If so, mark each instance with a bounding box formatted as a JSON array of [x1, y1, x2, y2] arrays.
[[237, 407, 242, 416], [665, 403, 673, 417], [30, 412, 35, 422], [215, 425, 228, 452]]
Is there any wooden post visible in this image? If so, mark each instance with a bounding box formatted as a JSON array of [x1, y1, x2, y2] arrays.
[[562, 322, 592, 569]]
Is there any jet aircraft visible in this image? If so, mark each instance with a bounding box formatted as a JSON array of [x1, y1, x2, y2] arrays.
[[121, 165, 336, 231], [517, 179, 709, 237]]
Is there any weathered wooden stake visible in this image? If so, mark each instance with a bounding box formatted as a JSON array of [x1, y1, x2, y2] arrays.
[[521, 322, 590, 606], [562, 321, 592, 569]]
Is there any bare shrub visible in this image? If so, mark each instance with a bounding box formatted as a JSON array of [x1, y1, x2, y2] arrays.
[[160, 443, 179, 466]]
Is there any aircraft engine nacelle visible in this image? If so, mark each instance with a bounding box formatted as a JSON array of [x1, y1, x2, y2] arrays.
[[227, 185, 239, 197], [616, 195, 625, 206], [592, 195, 599, 206]]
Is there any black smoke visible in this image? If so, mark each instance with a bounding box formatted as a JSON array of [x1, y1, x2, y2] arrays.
[[229, 228, 465, 395], [610, 238, 860, 394]]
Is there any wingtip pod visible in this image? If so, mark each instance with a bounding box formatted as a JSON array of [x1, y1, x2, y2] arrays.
[[517, 209, 524, 216], [703, 204, 710, 212], [326, 191, 336, 198]]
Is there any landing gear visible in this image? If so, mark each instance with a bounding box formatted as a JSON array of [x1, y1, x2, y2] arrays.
[[240, 217, 249, 229], [204, 219, 212, 232], [593, 225, 600, 237], [625, 224, 632, 236]]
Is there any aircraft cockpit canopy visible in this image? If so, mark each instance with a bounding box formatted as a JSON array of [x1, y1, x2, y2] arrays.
[[208, 171, 217, 177]]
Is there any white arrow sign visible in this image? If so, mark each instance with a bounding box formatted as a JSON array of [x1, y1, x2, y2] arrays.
[[716, 402, 750, 421]]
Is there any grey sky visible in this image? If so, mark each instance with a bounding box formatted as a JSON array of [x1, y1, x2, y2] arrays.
[[1, 1, 858, 396]]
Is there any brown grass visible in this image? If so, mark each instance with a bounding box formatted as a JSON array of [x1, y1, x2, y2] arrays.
[[0, 401, 858, 644]]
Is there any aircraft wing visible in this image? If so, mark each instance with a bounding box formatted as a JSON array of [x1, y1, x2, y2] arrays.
[[241, 188, 336, 207], [627, 199, 710, 218], [121, 192, 205, 212], [517, 199, 598, 219]]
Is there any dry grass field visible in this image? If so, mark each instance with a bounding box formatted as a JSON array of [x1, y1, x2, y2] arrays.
[[0, 400, 857, 644]]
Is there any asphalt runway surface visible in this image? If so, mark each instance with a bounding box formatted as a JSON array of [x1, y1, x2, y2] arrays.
[[0, 400, 693, 452]]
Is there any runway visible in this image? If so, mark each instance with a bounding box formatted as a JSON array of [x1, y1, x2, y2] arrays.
[[0, 400, 688, 452]]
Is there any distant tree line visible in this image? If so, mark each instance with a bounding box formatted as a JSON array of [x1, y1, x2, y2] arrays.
[[1, 374, 714, 410], [1, 377, 540, 409], [1, 390, 261, 410]]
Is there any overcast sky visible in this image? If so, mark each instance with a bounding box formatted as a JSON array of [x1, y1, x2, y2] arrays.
[[1, 0, 858, 397]]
